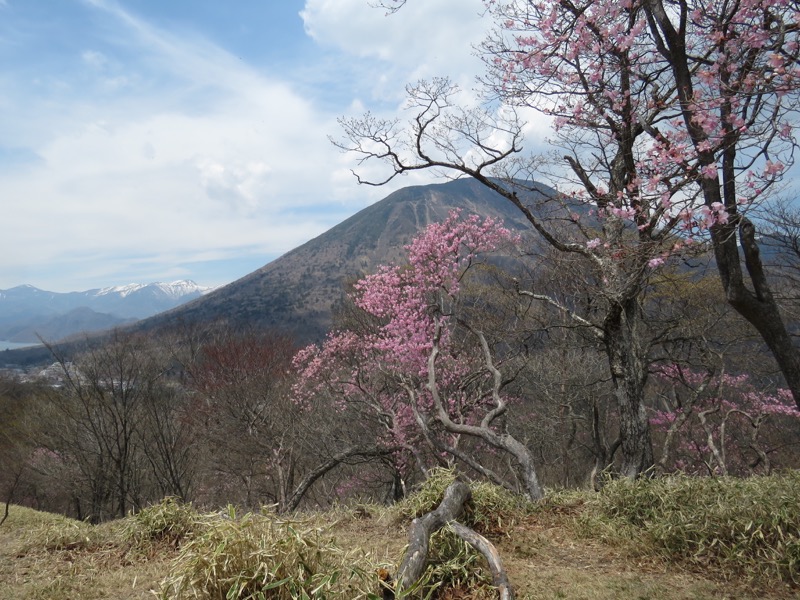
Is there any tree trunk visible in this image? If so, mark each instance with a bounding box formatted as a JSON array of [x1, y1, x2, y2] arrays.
[[394, 481, 471, 593], [605, 298, 654, 478], [713, 219, 800, 408], [642, 0, 800, 409], [449, 522, 515, 600], [390, 481, 515, 599], [426, 324, 545, 500], [282, 445, 400, 513], [0, 470, 23, 527]]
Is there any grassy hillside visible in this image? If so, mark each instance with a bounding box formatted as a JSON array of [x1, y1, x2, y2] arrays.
[[1, 473, 798, 599]]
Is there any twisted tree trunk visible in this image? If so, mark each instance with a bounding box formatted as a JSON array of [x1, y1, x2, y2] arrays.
[[387, 481, 515, 599], [450, 522, 515, 600], [394, 481, 472, 593]]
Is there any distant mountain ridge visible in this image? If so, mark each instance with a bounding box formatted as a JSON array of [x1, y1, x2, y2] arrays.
[[95, 281, 208, 300], [0, 280, 212, 343]]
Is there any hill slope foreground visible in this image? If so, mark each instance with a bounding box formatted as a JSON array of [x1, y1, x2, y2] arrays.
[[1, 473, 797, 599]]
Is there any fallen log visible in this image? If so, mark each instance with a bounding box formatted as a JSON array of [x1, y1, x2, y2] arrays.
[[395, 480, 471, 594], [450, 521, 514, 600], [385, 480, 515, 600]]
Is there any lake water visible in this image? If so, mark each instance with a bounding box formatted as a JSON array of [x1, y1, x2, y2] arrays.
[[0, 341, 42, 351]]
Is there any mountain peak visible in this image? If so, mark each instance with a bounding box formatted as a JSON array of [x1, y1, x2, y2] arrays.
[[96, 283, 147, 298], [95, 280, 212, 299], [154, 280, 214, 299], [137, 178, 555, 344], [0, 280, 213, 344]]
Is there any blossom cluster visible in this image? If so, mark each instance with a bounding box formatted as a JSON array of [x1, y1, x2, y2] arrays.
[[488, 0, 799, 261], [292, 211, 519, 453], [650, 364, 799, 475]]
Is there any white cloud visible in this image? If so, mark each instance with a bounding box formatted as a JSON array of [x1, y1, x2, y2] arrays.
[[301, 0, 485, 63], [0, 92, 344, 286], [301, 0, 487, 96], [0, 1, 353, 291], [2, 0, 537, 292], [81, 49, 109, 69]]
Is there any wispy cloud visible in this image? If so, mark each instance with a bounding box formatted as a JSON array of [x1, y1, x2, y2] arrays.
[[301, 0, 486, 101], [2, 1, 350, 290], [1, 0, 497, 292]]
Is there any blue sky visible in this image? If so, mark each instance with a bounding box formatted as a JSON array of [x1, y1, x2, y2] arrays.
[[0, 0, 491, 292]]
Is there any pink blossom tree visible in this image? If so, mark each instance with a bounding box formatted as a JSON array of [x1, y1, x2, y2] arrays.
[[335, 0, 800, 475], [651, 365, 800, 476], [293, 211, 546, 500]]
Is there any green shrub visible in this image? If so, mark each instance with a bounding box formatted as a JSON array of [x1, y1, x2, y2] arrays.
[[392, 468, 460, 522], [468, 480, 532, 535], [389, 526, 495, 600], [582, 472, 800, 584]]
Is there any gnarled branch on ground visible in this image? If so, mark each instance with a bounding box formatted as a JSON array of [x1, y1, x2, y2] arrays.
[[387, 481, 515, 599]]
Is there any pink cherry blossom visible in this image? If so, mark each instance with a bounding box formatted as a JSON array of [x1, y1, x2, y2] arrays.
[[292, 211, 520, 467], [651, 365, 799, 475]]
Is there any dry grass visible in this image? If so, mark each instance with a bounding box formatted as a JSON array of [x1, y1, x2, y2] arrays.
[[576, 473, 800, 586], [158, 507, 376, 599], [0, 504, 170, 600], [1, 474, 798, 599], [391, 468, 531, 536]]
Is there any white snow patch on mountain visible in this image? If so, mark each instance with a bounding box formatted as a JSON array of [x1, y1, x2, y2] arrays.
[[95, 280, 212, 299]]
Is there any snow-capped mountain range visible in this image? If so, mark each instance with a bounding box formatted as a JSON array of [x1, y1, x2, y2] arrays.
[[94, 280, 210, 300], [0, 280, 213, 344]]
